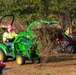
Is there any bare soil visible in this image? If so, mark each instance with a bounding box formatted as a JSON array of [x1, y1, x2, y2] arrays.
[[3, 54, 76, 75]]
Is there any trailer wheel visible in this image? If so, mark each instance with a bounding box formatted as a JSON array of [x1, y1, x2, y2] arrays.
[[0, 49, 7, 62], [16, 55, 25, 65]]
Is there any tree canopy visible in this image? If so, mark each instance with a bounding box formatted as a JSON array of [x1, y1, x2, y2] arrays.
[[0, 0, 76, 25]]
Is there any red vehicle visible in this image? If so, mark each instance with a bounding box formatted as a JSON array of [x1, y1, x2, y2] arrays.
[[56, 27, 76, 54], [0, 60, 6, 75]]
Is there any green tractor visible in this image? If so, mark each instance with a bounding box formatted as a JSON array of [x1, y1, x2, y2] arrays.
[[0, 14, 40, 65]]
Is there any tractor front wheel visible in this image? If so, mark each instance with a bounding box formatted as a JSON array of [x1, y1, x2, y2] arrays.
[[0, 49, 7, 62], [16, 55, 25, 65]]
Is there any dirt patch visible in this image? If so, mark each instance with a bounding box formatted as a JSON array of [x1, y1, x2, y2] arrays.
[[3, 54, 76, 75]]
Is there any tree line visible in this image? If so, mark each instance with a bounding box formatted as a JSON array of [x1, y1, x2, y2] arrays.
[[0, 0, 76, 25]]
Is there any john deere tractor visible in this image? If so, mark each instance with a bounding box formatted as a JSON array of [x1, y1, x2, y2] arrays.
[[0, 14, 40, 65]]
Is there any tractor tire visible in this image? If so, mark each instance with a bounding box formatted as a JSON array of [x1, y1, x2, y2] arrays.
[[16, 55, 25, 65], [67, 46, 74, 54], [57, 45, 65, 53], [0, 49, 7, 62]]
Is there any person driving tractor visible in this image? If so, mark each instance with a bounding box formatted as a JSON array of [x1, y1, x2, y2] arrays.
[[3, 25, 17, 48]]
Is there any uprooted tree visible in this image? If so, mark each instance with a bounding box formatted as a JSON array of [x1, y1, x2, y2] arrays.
[[31, 23, 62, 65]]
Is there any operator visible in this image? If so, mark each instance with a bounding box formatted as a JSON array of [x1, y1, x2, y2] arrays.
[[3, 25, 17, 48], [65, 26, 72, 38]]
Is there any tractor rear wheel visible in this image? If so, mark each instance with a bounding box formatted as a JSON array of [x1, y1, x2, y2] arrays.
[[0, 49, 7, 62], [57, 45, 65, 53], [16, 55, 25, 65], [67, 46, 74, 54]]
